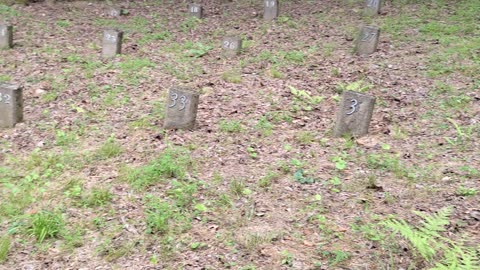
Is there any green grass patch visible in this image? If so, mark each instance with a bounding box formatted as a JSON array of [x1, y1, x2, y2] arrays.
[[125, 146, 192, 189]]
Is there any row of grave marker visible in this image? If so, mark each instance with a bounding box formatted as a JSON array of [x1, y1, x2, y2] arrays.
[[183, 0, 382, 20], [0, 25, 380, 57], [108, 1, 382, 20], [1, 0, 381, 136], [0, 0, 382, 55], [0, 83, 375, 137]]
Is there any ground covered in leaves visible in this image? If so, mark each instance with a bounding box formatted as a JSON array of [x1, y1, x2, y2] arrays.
[[0, 0, 479, 269]]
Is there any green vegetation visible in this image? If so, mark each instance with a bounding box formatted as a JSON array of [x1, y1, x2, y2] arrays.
[[27, 210, 64, 243], [0, 0, 478, 268], [125, 146, 192, 189]]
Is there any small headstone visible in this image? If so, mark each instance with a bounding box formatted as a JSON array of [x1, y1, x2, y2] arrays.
[[164, 87, 200, 130], [333, 91, 375, 137], [0, 25, 13, 49], [355, 25, 380, 56], [188, 3, 203, 19], [102, 29, 123, 58], [108, 7, 123, 17], [264, 0, 279, 20], [222, 36, 242, 58], [0, 83, 23, 128], [364, 0, 381, 16]]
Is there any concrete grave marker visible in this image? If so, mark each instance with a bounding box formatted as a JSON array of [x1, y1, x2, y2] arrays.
[[102, 29, 123, 58], [0, 25, 13, 49], [365, 0, 382, 16], [0, 83, 23, 128], [333, 91, 375, 137], [108, 7, 124, 17], [164, 87, 200, 130], [264, 0, 279, 20], [355, 25, 380, 56], [188, 3, 203, 18], [222, 36, 242, 58]]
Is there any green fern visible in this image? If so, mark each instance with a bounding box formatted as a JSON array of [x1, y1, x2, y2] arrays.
[[382, 207, 479, 269]]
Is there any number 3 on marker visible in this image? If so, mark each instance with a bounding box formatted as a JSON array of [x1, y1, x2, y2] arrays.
[[179, 95, 187, 111], [346, 99, 358, 115], [169, 93, 178, 108]]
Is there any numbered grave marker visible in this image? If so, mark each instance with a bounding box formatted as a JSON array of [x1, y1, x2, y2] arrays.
[[0, 25, 13, 49], [365, 0, 382, 16], [264, 0, 279, 20], [188, 3, 203, 18], [102, 29, 123, 58], [355, 25, 380, 56], [333, 91, 375, 137], [0, 83, 23, 128], [108, 7, 124, 17], [222, 36, 242, 58], [164, 87, 200, 130]]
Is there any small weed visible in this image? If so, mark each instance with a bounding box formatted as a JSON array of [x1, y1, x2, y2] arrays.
[[335, 80, 372, 94], [258, 171, 279, 188], [455, 186, 478, 197], [293, 169, 316, 184], [441, 95, 472, 110], [139, 31, 172, 44], [280, 250, 294, 266], [331, 155, 347, 170], [230, 179, 248, 197], [183, 41, 213, 58], [321, 250, 351, 266], [125, 146, 192, 189], [180, 17, 200, 32], [95, 136, 122, 160], [27, 210, 64, 243], [221, 70, 242, 83], [0, 74, 11, 82], [62, 227, 85, 251], [295, 131, 316, 144], [219, 119, 243, 133], [246, 147, 258, 159], [255, 116, 273, 136], [0, 235, 10, 263], [144, 195, 191, 235], [267, 66, 284, 79], [63, 178, 83, 200], [327, 176, 342, 193], [288, 85, 324, 111], [82, 187, 113, 207], [56, 20, 71, 28], [55, 129, 78, 147], [283, 50, 305, 63], [166, 180, 197, 208], [190, 242, 206, 250]]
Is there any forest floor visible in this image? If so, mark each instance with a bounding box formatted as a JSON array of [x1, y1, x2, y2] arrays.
[[0, 0, 479, 269]]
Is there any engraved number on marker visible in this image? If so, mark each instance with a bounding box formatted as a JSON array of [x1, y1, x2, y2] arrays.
[[191, 6, 199, 13], [346, 99, 358, 115], [179, 95, 187, 111], [105, 33, 117, 42], [223, 41, 235, 50], [265, 0, 275, 8], [0, 28, 6, 36], [169, 93, 188, 111], [169, 93, 178, 108], [0, 94, 11, 104], [367, 0, 378, 7], [361, 31, 376, 42]]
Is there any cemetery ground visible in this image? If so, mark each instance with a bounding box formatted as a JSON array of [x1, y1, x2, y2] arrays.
[[0, 0, 479, 269]]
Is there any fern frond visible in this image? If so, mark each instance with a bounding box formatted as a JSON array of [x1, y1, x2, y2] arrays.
[[414, 207, 452, 237], [382, 218, 437, 260]]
